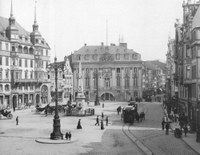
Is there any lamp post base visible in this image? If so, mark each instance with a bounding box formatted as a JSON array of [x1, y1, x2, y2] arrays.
[[196, 130, 200, 142], [50, 118, 63, 140]]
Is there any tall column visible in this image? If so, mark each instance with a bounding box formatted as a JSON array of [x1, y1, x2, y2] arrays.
[[112, 68, 115, 88]]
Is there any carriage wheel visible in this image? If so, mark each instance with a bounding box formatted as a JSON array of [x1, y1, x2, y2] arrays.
[[7, 113, 13, 119]]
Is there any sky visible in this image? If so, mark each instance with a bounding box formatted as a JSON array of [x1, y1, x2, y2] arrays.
[[0, 0, 183, 62]]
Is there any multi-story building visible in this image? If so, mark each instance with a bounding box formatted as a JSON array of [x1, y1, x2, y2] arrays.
[[0, 2, 51, 109], [166, 37, 177, 112], [48, 56, 73, 103], [142, 60, 166, 101], [172, 0, 200, 139], [71, 42, 143, 102]]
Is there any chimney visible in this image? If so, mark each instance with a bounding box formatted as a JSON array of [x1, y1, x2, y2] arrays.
[[101, 42, 104, 46], [84, 43, 87, 46]]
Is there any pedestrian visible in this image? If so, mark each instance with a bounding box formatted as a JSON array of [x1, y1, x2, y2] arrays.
[[16, 116, 19, 125], [161, 120, 165, 130], [45, 109, 48, 116], [106, 116, 108, 126], [68, 132, 72, 140], [13, 106, 15, 112], [65, 132, 69, 140], [102, 112, 104, 119], [77, 119, 82, 129], [183, 125, 188, 137], [95, 116, 99, 126], [101, 119, 104, 130], [87, 101, 89, 106], [102, 103, 104, 108], [165, 122, 169, 135]]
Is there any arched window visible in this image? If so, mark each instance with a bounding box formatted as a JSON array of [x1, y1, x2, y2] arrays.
[[124, 75, 129, 89], [23, 46, 28, 54], [29, 47, 34, 54], [18, 45, 22, 53], [76, 55, 81, 60], [5, 84, 9, 91]]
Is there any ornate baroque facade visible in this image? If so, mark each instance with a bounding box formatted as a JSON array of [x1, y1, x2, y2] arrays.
[[48, 56, 73, 103], [0, 2, 51, 109], [71, 42, 142, 102]]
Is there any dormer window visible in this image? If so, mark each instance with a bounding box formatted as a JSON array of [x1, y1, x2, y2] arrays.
[[25, 37, 28, 42], [35, 39, 39, 44], [12, 46, 15, 52], [41, 40, 44, 44]]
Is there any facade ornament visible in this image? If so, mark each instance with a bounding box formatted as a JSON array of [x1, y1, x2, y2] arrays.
[[100, 52, 114, 62]]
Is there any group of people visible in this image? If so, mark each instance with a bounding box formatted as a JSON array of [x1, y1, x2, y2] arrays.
[[65, 132, 72, 140], [95, 112, 109, 130], [162, 113, 189, 137]]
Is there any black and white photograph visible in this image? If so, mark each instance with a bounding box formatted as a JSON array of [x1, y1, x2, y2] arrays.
[[0, 0, 200, 154]]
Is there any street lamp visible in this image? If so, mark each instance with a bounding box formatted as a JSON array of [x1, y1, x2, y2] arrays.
[[47, 57, 64, 140], [197, 105, 200, 142], [94, 69, 100, 106]]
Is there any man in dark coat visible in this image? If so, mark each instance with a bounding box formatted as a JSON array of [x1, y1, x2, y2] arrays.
[[105, 116, 108, 126], [16, 116, 19, 125], [165, 123, 170, 135], [68, 132, 72, 140], [77, 119, 82, 129], [95, 116, 100, 126], [65, 132, 69, 140]]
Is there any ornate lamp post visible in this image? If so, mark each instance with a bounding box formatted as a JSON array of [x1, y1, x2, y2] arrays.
[[47, 57, 64, 140], [94, 69, 100, 106]]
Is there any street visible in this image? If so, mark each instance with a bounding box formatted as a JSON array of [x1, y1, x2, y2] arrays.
[[0, 101, 198, 155]]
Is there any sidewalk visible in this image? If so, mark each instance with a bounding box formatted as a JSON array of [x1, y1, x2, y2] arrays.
[[162, 105, 200, 154]]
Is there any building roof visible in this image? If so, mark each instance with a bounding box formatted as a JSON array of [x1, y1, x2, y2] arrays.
[[0, 16, 29, 36], [74, 43, 140, 56], [143, 60, 166, 72], [192, 5, 200, 29]]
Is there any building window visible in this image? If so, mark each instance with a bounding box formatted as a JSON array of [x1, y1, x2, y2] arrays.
[[134, 67, 137, 73], [5, 84, 9, 91], [30, 84, 33, 90], [25, 84, 28, 90], [192, 65, 196, 79], [133, 77, 138, 87], [84, 54, 89, 60], [30, 71, 33, 79], [104, 78, 110, 88], [132, 54, 137, 60], [117, 68, 120, 73], [30, 60, 33, 68], [25, 71, 28, 79], [6, 43, 9, 51], [19, 59, 22, 67], [29, 48, 34, 54], [24, 46, 28, 54], [0, 42, 2, 50], [124, 76, 130, 89], [116, 54, 120, 60], [25, 59, 28, 67], [6, 57, 9, 66], [0, 71, 2, 79], [0, 56, 2, 65], [186, 66, 190, 79], [46, 50, 48, 56], [18, 45, 22, 53], [85, 77, 90, 88], [5, 70, 9, 79], [0, 84, 2, 91], [12, 46, 15, 51], [117, 76, 121, 87]]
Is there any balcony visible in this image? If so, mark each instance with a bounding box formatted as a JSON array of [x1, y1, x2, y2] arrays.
[[34, 54, 41, 60], [10, 52, 19, 58]]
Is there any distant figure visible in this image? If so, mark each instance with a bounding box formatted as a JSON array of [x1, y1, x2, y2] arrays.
[[165, 123, 170, 135], [87, 101, 89, 106], [16, 116, 19, 125], [13, 106, 15, 112], [65, 132, 69, 140], [117, 106, 121, 115], [184, 125, 188, 137], [106, 116, 108, 126], [95, 116, 100, 126], [161, 120, 165, 130], [68, 132, 72, 140], [102, 112, 104, 119], [102, 103, 104, 108], [101, 119, 104, 130], [77, 119, 82, 129], [45, 109, 48, 116]]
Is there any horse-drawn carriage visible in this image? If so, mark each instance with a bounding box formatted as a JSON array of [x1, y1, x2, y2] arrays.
[[0, 109, 13, 119]]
